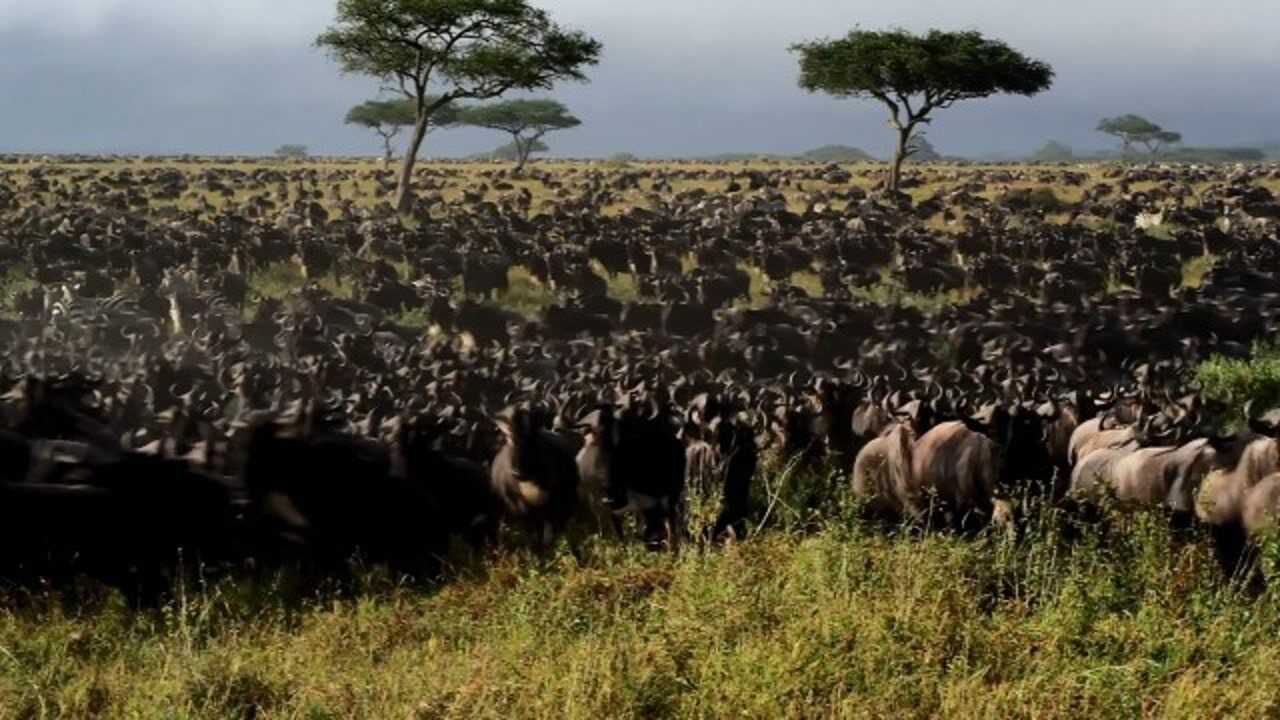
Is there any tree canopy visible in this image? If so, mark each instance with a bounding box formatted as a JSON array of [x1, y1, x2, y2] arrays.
[[906, 135, 942, 162], [345, 99, 418, 130], [345, 97, 462, 166], [316, 0, 602, 212], [1029, 140, 1075, 162], [800, 145, 876, 162], [791, 28, 1053, 191], [1096, 114, 1182, 154], [457, 98, 580, 170], [274, 144, 309, 160], [477, 138, 550, 161]]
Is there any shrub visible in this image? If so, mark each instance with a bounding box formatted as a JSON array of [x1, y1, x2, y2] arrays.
[[274, 144, 310, 160], [1196, 343, 1280, 428], [1000, 186, 1067, 213]]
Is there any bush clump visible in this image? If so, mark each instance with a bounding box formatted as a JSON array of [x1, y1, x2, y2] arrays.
[[1196, 343, 1280, 428]]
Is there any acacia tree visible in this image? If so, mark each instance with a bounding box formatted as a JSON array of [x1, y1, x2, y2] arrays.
[[274, 144, 310, 160], [1030, 140, 1075, 162], [458, 98, 579, 171], [345, 97, 461, 168], [791, 29, 1054, 192], [1097, 114, 1182, 155], [485, 138, 549, 161], [906, 134, 941, 162], [316, 0, 601, 214]]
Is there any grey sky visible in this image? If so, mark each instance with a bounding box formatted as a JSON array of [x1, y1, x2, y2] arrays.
[[1, 0, 1277, 157]]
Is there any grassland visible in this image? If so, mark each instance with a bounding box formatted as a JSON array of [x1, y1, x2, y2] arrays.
[[0, 157, 1251, 320], [4, 492, 1280, 719], [2, 159, 1278, 718]]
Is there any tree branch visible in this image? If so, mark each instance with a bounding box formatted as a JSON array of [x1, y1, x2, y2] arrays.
[[870, 90, 902, 129]]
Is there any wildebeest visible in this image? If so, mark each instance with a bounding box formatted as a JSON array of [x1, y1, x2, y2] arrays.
[[1068, 439, 1215, 517], [851, 420, 919, 520], [491, 405, 580, 547], [0, 444, 242, 605], [684, 404, 758, 540], [910, 404, 1052, 529], [576, 396, 686, 549], [242, 420, 448, 579]]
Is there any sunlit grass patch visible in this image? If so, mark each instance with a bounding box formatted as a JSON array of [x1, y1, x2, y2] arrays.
[[0, 263, 36, 317], [1182, 254, 1216, 289], [491, 266, 557, 319], [248, 260, 354, 302]]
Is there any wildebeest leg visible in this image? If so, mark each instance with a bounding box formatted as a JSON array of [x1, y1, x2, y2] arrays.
[[1210, 523, 1262, 592], [713, 497, 748, 541], [641, 506, 679, 552], [468, 516, 500, 549]]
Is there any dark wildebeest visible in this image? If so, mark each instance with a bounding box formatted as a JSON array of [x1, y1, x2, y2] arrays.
[[491, 405, 580, 547], [0, 441, 242, 606], [684, 407, 759, 541], [398, 416, 502, 548], [577, 398, 687, 549], [243, 421, 448, 579]]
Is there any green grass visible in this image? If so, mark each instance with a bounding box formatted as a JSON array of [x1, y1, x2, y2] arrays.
[[6, 159, 1280, 718], [249, 261, 354, 302], [1197, 343, 1280, 428], [0, 264, 36, 317], [496, 267, 557, 319], [1181, 255, 1216, 290], [5, 500, 1280, 719]]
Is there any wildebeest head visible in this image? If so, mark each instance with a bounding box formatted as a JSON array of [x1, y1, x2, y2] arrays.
[[962, 403, 1054, 490]]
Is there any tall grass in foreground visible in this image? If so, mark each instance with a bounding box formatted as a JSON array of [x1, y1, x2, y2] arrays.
[[4, 484, 1280, 719]]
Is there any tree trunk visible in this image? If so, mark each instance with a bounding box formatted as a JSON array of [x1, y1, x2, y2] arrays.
[[514, 135, 529, 174], [889, 126, 912, 194], [382, 137, 394, 170], [395, 114, 431, 215]]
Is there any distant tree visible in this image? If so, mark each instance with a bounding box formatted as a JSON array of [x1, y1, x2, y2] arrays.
[[485, 138, 549, 161], [1096, 114, 1182, 155], [1159, 146, 1265, 163], [800, 144, 875, 162], [316, 0, 602, 214], [1030, 140, 1075, 162], [791, 29, 1053, 192], [457, 99, 580, 172], [905, 135, 942, 162], [345, 98, 463, 168], [274, 144, 309, 160]]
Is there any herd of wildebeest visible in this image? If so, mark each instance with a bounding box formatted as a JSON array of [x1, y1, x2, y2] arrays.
[[3, 157, 1280, 603]]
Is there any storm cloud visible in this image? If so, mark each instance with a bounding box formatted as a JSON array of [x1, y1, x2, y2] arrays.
[[0, 0, 1276, 157]]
